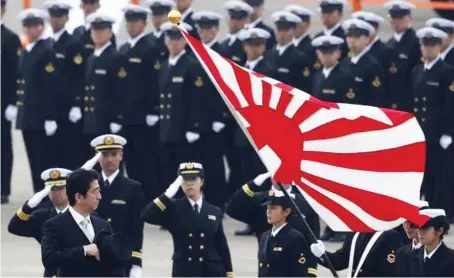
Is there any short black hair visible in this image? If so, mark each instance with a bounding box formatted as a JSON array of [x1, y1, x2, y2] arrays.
[[66, 169, 100, 206]]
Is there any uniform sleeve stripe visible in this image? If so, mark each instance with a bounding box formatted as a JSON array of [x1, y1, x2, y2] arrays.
[[226, 272, 234, 277], [242, 184, 254, 197], [132, 251, 142, 259], [16, 208, 30, 221], [308, 268, 318, 275], [153, 198, 166, 211]]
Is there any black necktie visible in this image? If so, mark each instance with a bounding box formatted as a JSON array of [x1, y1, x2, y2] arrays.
[[424, 257, 429, 264], [194, 204, 199, 214], [58, 212, 62, 215], [104, 179, 110, 187]]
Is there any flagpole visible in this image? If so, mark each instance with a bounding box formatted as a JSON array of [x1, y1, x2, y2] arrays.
[[277, 182, 339, 277]]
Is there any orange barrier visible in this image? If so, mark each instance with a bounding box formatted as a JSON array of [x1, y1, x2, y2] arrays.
[[131, 0, 140, 3], [286, 0, 454, 10], [23, 0, 30, 9]]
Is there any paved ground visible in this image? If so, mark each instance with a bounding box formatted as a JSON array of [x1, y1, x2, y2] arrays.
[[1, 0, 453, 276]]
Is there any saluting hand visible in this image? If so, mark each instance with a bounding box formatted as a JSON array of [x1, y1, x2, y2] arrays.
[[164, 175, 183, 198]]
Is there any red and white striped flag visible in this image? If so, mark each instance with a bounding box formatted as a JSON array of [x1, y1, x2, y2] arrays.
[[178, 26, 429, 231]]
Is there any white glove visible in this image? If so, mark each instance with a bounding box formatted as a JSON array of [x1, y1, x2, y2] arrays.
[[5, 105, 18, 122], [440, 134, 452, 149], [27, 187, 51, 208], [164, 176, 183, 198], [185, 131, 200, 143], [129, 265, 142, 277], [310, 240, 326, 258], [80, 152, 102, 170], [110, 122, 122, 133], [68, 107, 82, 123], [212, 121, 225, 133], [253, 172, 271, 186], [44, 120, 58, 136], [146, 115, 159, 127]]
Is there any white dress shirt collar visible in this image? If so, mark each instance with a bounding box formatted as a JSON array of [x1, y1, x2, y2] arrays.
[[293, 31, 310, 47], [93, 41, 112, 57], [441, 43, 454, 61], [424, 241, 442, 260], [271, 222, 287, 237], [276, 41, 293, 56], [365, 36, 380, 52], [424, 55, 441, 71], [84, 22, 90, 31], [102, 169, 120, 185], [129, 31, 147, 48], [69, 206, 90, 225], [351, 46, 370, 64], [324, 22, 341, 36], [412, 240, 423, 250], [52, 28, 66, 43], [188, 197, 203, 212], [204, 39, 217, 48], [245, 56, 263, 70], [247, 17, 262, 28], [169, 50, 186, 66], [154, 29, 163, 38], [25, 35, 46, 52], [227, 33, 237, 46], [323, 63, 337, 79], [181, 8, 193, 21], [55, 206, 69, 214]]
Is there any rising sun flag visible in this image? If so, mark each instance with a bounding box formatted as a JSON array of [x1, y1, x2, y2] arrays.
[[168, 12, 430, 232]]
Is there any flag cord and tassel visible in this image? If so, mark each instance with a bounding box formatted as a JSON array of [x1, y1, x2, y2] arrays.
[[277, 182, 339, 277]]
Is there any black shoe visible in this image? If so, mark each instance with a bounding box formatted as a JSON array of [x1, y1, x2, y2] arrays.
[[1, 195, 9, 204], [234, 226, 253, 236]]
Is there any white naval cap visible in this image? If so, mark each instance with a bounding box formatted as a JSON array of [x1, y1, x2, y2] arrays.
[[178, 162, 204, 177], [316, 0, 347, 13], [383, 0, 415, 17], [351, 11, 384, 27], [90, 134, 127, 151], [283, 4, 314, 20], [418, 208, 449, 229], [191, 10, 223, 25], [416, 27, 447, 44], [122, 4, 150, 15], [223, 0, 254, 17], [312, 35, 344, 47], [160, 21, 193, 32], [271, 10, 302, 25], [416, 200, 429, 208], [342, 18, 375, 36], [238, 27, 271, 41], [86, 11, 116, 28], [420, 208, 446, 218], [146, 0, 175, 7], [426, 18, 454, 34], [43, 0, 72, 10], [316, 0, 347, 5], [41, 168, 72, 187], [18, 8, 49, 25]]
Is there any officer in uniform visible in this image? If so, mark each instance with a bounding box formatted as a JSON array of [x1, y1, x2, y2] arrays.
[[176, 0, 198, 39], [44, 0, 86, 170], [115, 5, 161, 199], [408, 208, 454, 276], [157, 21, 206, 192], [257, 189, 318, 277], [79, 11, 121, 157], [8, 168, 71, 277], [90, 134, 146, 277], [311, 229, 402, 276], [226, 173, 320, 243], [383, 0, 421, 112], [244, 0, 276, 50], [312, 35, 355, 103], [284, 5, 315, 65], [313, 0, 348, 59], [412, 27, 454, 218], [267, 11, 313, 93], [190, 10, 229, 209], [341, 18, 386, 106], [1, 0, 21, 204], [146, 0, 175, 62], [16, 9, 59, 193], [141, 163, 234, 277], [426, 18, 454, 67]]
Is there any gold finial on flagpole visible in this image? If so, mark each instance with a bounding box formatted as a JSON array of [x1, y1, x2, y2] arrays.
[[168, 10, 182, 24]]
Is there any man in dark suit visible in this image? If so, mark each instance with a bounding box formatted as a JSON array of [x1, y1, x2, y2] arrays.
[[115, 4, 161, 199], [257, 190, 318, 277], [41, 169, 122, 277], [16, 8, 59, 193], [244, 0, 276, 50], [145, 0, 175, 63], [311, 35, 355, 103], [190, 10, 229, 209], [310, 229, 402, 276], [8, 168, 70, 277], [1, 0, 21, 204], [383, 0, 421, 112], [408, 208, 454, 276], [142, 162, 234, 277], [90, 134, 146, 277], [226, 173, 320, 242], [44, 0, 86, 170]]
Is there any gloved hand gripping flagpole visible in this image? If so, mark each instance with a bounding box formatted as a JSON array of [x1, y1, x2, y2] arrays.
[[169, 11, 338, 277]]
